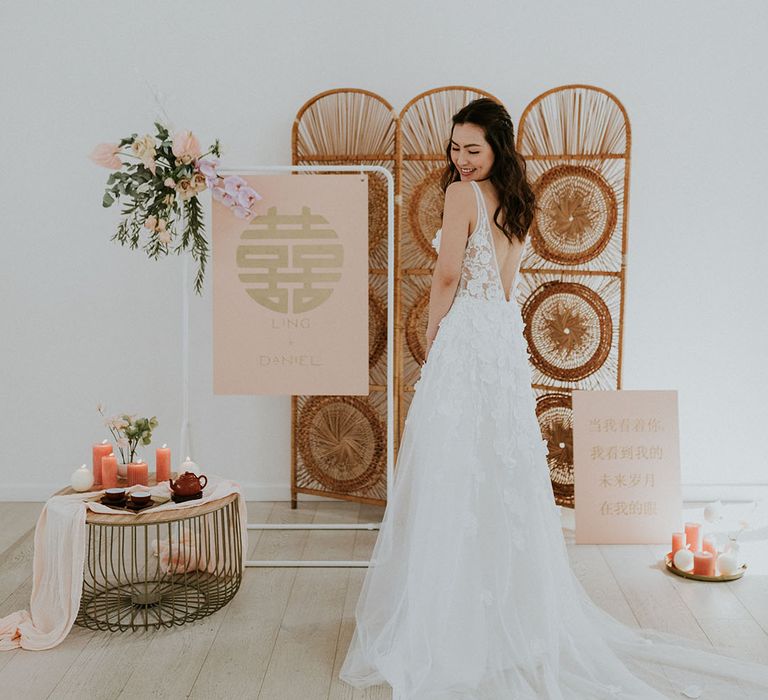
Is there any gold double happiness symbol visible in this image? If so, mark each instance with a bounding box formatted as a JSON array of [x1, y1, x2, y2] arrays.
[[237, 205, 344, 314]]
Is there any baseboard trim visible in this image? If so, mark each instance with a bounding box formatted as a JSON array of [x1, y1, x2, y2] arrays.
[[1, 481, 766, 503]]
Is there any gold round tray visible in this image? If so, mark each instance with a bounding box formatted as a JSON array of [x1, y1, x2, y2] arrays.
[[664, 552, 747, 582]]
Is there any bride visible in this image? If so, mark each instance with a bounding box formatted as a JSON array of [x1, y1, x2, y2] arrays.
[[338, 98, 768, 699]]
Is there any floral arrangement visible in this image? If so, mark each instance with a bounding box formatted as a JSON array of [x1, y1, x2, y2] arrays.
[[90, 122, 262, 293], [98, 403, 158, 465]]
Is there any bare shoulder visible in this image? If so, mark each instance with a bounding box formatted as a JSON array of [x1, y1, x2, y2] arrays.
[[445, 180, 474, 197], [444, 180, 474, 209]]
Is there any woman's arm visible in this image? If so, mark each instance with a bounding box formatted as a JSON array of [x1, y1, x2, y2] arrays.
[[425, 182, 472, 360]]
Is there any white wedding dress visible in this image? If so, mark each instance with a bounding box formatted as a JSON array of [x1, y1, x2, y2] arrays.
[[339, 180, 768, 699]]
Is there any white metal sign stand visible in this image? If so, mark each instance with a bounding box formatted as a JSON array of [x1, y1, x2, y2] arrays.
[[180, 164, 394, 567]]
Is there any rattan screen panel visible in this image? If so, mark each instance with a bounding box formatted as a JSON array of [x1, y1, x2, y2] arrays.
[[517, 85, 631, 507], [291, 89, 396, 506]]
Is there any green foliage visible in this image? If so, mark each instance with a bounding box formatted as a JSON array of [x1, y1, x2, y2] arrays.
[[101, 409, 160, 465], [95, 122, 220, 294]]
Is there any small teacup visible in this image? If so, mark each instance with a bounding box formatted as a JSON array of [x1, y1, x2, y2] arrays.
[[104, 488, 126, 502], [130, 491, 152, 506]]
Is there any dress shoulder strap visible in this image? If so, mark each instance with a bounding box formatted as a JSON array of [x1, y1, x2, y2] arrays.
[[469, 180, 486, 230]]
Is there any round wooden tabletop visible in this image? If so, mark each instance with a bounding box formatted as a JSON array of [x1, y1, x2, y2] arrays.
[[54, 478, 239, 525]]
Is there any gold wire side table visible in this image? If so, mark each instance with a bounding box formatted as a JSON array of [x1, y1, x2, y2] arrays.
[[71, 491, 243, 631]]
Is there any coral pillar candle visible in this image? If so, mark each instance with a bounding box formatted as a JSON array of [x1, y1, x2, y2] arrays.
[[92, 440, 112, 486], [684, 522, 701, 551], [102, 453, 118, 489], [693, 550, 715, 577], [671, 532, 686, 557], [127, 461, 149, 487], [702, 535, 717, 557], [156, 444, 171, 482]]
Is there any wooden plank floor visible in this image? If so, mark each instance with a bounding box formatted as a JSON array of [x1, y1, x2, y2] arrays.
[[0, 501, 766, 699]]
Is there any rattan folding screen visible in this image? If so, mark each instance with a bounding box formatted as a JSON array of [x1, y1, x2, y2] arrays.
[[290, 85, 630, 509]]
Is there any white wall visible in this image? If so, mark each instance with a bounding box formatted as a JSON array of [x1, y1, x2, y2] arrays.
[[1, 0, 766, 500]]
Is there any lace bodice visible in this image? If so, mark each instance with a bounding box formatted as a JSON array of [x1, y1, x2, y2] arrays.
[[431, 180, 519, 303]]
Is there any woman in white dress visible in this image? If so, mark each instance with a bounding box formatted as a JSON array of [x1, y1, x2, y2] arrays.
[[338, 98, 768, 699]]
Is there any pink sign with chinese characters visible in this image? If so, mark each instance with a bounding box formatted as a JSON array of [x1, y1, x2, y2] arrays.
[[213, 174, 369, 395], [572, 390, 681, 544]]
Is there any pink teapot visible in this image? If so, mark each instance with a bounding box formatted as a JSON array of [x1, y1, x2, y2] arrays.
[[169, 471, 207, 496]]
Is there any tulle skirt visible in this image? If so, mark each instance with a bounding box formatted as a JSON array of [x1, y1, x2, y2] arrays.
[[339, 296, 768, 699]]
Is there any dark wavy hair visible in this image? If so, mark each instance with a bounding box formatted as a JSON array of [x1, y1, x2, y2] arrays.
[[439, 98, 536, 244]]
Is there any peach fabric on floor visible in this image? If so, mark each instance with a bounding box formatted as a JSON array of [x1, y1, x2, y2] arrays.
[[0, 475, 248, 651]]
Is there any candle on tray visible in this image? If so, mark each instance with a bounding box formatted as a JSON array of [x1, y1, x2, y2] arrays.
[[92, 440, 112, 486], [692, 550, 715, 577], [671, 532, 685, 557], [127, 460, 149, 487], [102, 453, 118, 489], [684, 522, 701, 551], [702, 535, 717, 557], [156, 444, 171, 482]]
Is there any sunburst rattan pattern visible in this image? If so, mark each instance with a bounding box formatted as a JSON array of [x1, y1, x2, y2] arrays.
[[529, 164, 618, 265], [295, 393, 388, 500], [521, 280, 613, 382]]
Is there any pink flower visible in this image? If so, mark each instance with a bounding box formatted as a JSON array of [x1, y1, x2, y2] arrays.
[[172, 130, 201, 164], [191, 173, 207, 192], [144, 215, 157, 230], [223, 175, 247, 195], [158, 229, 172, 244], [237, 186, 262, 209], [164, 177, 176, 188], [196, 157, 219, 179], [232, 205, 255, 220], [211, 186, 236, 206], [176, 178, 195, 200], [89, 143, 122, 169]]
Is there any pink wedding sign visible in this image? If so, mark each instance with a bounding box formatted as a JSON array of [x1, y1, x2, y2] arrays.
[[572, 390, 681, 544], [213, 174, 369, 395]]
